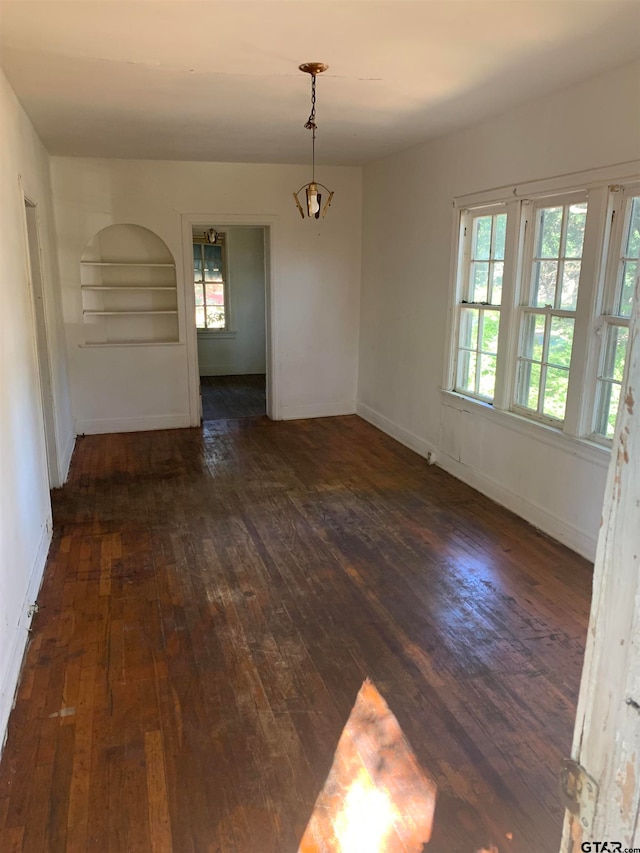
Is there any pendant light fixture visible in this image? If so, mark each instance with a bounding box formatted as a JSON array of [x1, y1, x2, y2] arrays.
[[293, 62, 334, 220]]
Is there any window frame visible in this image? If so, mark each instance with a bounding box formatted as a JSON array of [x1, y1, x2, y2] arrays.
[[589, 181, 640, 442], [445, 163, 640, 451], [193, 235, 230, 333], [512, 191, 589, 428], [452, 204, 507, 403]]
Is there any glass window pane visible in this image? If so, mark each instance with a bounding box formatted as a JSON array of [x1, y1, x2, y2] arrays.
[[490, 262, 503, 305], [548, 317, 574, 368], [457, 350, 477, 393], [194, 284, 204, 307], [472, 262, 489, 302], [595, 380, 621, 438], [481, 310, 500, 354], [206, 307, 225, 329], [560, 260, 581, 310], [494, 214, 507, 261], [204, 244, 223, 282], [533, 260, 557, 307], [543, 367, 569, 420], [606, 383, 621, 438], [625, 197, 640, 259], [473, 217, 492, 260], [206, 283, 225, 307], [478, 354, 497, 399], [619, 260, 637, 318], [537, 207, 562, 258], [195, 306, 205, 328], [521, 313, 545, 362], [602, 325, 629, 382], [459, 308, 479, 350], [516, 360, 541, 410], [565, 203, 587, 258]]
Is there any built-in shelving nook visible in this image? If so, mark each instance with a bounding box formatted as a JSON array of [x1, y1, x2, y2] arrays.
[[80, 224, 178, 345]]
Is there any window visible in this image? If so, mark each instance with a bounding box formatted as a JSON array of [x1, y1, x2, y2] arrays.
[[449, 168, 639, 445], [193, 238, 227, 330], [455, 210, 506, 401], [593, 184, 640, 438], [514, 196, 587, 423]]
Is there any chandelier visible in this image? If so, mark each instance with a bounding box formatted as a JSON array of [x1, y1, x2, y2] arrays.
[[293, 62, 334, 220]]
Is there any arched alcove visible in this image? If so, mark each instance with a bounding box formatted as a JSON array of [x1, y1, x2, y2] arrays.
[[80, 224, 178, 345]]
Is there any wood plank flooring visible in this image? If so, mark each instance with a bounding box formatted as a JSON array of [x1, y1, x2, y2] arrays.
[[0, 415, 592, 852], [200, 375, 266, 420]]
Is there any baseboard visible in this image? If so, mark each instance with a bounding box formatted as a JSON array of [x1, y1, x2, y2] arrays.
[[281, 401, 356, 420], [75, 413, 191, 435], [0, 521, 52, 756], [356, 402, 437, 460], [356, 401, 596, 561], [436, 452, 597, 560], [60, 427, 76, 483]]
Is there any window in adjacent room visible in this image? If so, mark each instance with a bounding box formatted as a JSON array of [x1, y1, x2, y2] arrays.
[[193, 237, 227, 330]]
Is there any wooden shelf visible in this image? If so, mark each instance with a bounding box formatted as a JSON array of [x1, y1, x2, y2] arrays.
[[80, 341, 184, 348], [81, 225, 179, 344], [81, 286, 177, 292], [83, 310, 178, 316], [81, 261, 175, 268]]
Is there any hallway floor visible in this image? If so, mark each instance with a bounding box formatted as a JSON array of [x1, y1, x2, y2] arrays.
[[200, 374, 266, 420], [0, 416, 591, 852]]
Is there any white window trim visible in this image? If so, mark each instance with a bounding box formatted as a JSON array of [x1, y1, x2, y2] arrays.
[[196, 329, 237, 340], [445, 161, 640, 456], [513, 190, 589, 430], [452, 204, 506, 402], [587, 180, 640, 442]]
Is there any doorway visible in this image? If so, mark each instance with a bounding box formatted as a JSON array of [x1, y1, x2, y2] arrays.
[[191, 224, 267, 421], [24, 197, 59, 486]]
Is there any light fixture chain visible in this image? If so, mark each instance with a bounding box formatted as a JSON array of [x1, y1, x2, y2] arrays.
[[293, 63, 333, 219], [304, 74, 317, 131]]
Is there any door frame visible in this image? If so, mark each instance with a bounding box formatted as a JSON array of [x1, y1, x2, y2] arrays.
[[181, 213, 279, 425], [22, 189, 60, 487]]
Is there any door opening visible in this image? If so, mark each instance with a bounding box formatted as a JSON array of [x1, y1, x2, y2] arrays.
[[191, 224, 268, 422]]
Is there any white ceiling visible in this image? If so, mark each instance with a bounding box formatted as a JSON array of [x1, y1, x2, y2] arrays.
[[1, 0, 639, 166]]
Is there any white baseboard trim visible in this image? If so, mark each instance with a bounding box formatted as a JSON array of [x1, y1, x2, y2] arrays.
[[356, 402, 437, 460], [357, 401, 596, 561], [281, 401, 356, 421], [75, 413, 191, 435], [0, 521, 52, 755], [436, 452, 597, 560]]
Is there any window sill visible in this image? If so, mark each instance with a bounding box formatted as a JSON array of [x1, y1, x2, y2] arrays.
[[440, 389, 611, 469], [196, 330, 237, 340]]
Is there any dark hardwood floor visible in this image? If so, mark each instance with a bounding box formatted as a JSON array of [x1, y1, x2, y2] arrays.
[[200, 374, 266, 420], [0, 416, 592, 852]]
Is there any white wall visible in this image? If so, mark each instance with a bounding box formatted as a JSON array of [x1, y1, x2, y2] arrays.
[[358, 60, 640, 560], [197, 226, 267, 376], [52, 157, 361, 431], [0, 69, 73, 748]]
